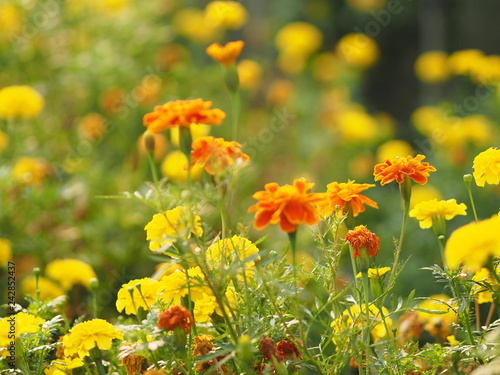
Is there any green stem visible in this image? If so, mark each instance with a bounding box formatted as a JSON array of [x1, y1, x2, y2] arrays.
[[230, 91, 240, 141], [464, 175, 479, 222]]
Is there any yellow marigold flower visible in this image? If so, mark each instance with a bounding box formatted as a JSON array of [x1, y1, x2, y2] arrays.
[[471, 267, 498, 304], [143, 98, 225, 133], [448, 49, 485, 75], [248, 179, 327, 233], [45, 358, 84, 374], [345, 225, 380, 258], [21, 275, 66, 300], [161, 150, 203, 183], [355, 267, 391, 279], [409, 198, 467, 229], [376, 139, 414, 163], [0, 312, 45, 357], [334, 107, 378, 142], [63, 319, 123, 358], [237, 59, 263, 90], [157, 267, 207, 305], [144, 206, 203, 251], [373, 154, 436, 185], [78, 113, 106, 141], [0, 85, 45, 119], [16, 312, 46, 336], [275, 22, 323, 56], [331, 303, 392, 342], [192, 292, 218, 323], [116, 277, 161, 315], [204, 1, 248, 30], [335, 33, 379, 70], [0, 238, 12, 266], [46, 259, 97, 291], [445, 215, 500, 271], [473, 147, 500, 187], [319, 180, 378, 218], [206, 41, 245, 67], [191, 136, 250, 176], [0, 130, 8, 152], [414, 51, 450, 83], [0, 3, 23, 44], [12, 157, 50, 187], [206, 236, 260, 270], [173, 8, 220, 43]]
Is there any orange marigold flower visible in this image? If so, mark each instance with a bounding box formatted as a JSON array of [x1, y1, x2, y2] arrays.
[[191, 136, 249, 175], [206, 40, 245, 66], [248, 179, 327, 233], [157, 305, 195, 334], [373, 154, 436, 185], [319, 180, 378, 218], [143, 98, 225, 133], [276, 339, 303, 361], [345, 225, 380, 258]]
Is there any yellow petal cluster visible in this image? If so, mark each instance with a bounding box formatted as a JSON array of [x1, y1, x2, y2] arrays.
[[473, 147, 500, 187], [12, 157, 50, 187], [116, 277, 161, 315], [335, 33, 379, 70], [144, 206, 203, 251], [409, 198, 467, 229], [471, 268, 498, 304], [414, 51, 450, 83], [445, 215, 500, 271], [0, 86, 45, 119], [46, 258, 97, 291], [63, 319, 123, 358]]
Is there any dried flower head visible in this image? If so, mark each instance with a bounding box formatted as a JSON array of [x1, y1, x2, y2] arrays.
[[373, 154, 436, 185]]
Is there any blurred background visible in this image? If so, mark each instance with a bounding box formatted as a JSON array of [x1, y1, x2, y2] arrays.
[[1, 0, 500, 317]]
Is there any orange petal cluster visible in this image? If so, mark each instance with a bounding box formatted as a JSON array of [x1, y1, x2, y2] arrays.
[[157, 305, 195, 334], [191, 136, 249, 175], [206, 40, 245, 66], [345, 225, 380, 258], [373, 154, 436, 185], [319, 180, 378, 218], [276, 339, 303, 361], [248, 179, 326, 233], [143, 99, 225, 133]]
